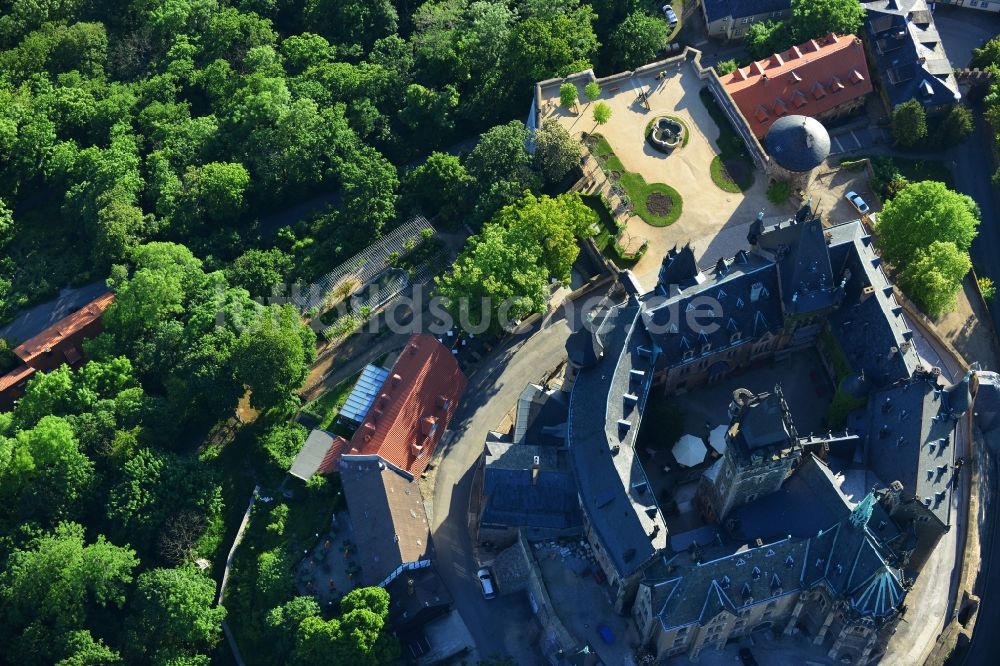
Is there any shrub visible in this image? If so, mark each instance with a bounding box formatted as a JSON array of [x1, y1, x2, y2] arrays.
[[716, 59, 738, 75], [767, 180, 791, 204], [979, 276, 997, 301]]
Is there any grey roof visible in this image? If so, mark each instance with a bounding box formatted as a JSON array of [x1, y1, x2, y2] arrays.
[[642, 252, 784, 370], [973, 371, 1000, 432], [703, 0, 790, 22], [568, 301, 668, 578], [732, 389, 797, 453], [827, 224, 921, 386], [289, 429, 335, 481], [339, 364, 391, 425], [481, 441, 581, 530], [765, 115, 831, 172], [514, 384, 568, 447], [646, 457, 906, 631], [658, 243, 702, 289], [755, 212, 837, 315], [850, 370, 957, 524], [862, 0, 961, 109], [339, 458, 431, 587]]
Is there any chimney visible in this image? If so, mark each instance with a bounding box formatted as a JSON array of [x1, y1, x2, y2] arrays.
[[531, 455, 540, 486], [407, 578, 415, 596]]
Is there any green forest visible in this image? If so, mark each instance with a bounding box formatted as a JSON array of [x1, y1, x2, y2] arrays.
[[0, 1, 678, 664]]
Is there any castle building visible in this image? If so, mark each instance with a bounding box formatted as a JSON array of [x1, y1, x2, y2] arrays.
[[564, 205, 970, 661]]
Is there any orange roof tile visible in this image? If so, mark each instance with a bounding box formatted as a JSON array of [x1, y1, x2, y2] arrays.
[[13, 292, 115, 364], [0, 364, 36, 394], [722, 33, 873, 139], [345, 334, 466, 478]]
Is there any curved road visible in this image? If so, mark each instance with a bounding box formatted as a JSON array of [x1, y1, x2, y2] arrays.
[[430, 308, 578, 664]]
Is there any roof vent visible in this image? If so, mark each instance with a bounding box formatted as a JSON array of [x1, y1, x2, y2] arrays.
[[392, 373, 402, 386]]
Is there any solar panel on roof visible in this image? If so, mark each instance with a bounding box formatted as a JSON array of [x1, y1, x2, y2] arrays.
[[339, 364, 391, 425]]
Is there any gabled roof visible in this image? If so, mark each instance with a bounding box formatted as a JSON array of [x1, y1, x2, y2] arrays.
[[567, 301, 668, 578], [755, 212, 837, 314], [339, 458, 431, 587], [642, 252, 784, 369], [862, 0, 960, 108], [703, 0, 790, 22], [827, 224, 921, 386], [481, 441, 581, 530], [851, 371, 957, 524], [289, 429, 347, 481], [724, 34, 873, 139], [0, 364, 36, 394], [13, 292, 114, 365], [344, 334, 466, 478]]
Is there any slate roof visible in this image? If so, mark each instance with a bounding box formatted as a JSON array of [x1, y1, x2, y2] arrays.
[[344, 334, 467, 479], [765, 115, 831, 172], [703, 0, 790, 22], [850, 370, 957, 524], [826, 223, 921, 386], [862, 0, 961, 109], [514, 384, 568, 447], [339, 458, 431, 587], [973, 371, 1000, 432], [724, 33, 873, 139], [646, 457, 906, 631], [641, 251, 784, 370], [753, 210, 838, 315], [568, 300, 668, 578], [481, 441, 581, 530]]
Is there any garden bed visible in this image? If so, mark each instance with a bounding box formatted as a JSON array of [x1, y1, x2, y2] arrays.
[[588, 134, 683, 227], [699, 89, 756, 193]]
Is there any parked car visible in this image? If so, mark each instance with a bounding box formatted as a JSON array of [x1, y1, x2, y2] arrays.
[[662, 4, 678, 25], [739, 647, 760, 666], [845, 190, 870, 214], [477, 568, 496, 599]]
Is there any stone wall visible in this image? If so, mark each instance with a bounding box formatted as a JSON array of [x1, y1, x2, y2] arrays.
[[533, 48, 769, 172]]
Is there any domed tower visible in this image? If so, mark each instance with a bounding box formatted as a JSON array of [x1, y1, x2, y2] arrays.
[[764, 114, 831, 194]]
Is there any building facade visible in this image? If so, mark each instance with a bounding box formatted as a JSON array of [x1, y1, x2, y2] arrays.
[[702, 0, 792, 41]]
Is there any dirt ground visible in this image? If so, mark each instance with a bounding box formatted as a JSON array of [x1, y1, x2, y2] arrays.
[[808, 164, 879, 226], [932, 275, 1000, 371]]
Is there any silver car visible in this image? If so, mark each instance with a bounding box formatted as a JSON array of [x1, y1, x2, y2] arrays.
[[845, 191, 870, 214], [662, 4, 678, 25], [477, 568, 496, 599]]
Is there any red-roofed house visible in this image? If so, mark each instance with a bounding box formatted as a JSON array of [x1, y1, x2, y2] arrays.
[[722, 33, 873, 139], [0, 291, 115, 410], [339, 334, 467, 479]]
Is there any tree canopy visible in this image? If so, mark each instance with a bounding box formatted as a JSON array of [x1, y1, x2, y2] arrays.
[[876, 180, 979, 317]]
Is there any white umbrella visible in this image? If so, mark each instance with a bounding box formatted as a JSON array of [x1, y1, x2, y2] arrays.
[[709, 425, 728, 455], [672, 434, 708, 467]]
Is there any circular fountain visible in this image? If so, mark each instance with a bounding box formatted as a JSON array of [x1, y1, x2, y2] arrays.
[[648, 116, 685, 153]]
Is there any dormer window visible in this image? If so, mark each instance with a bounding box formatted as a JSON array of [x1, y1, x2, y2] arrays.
[[683, 350, 694, 361], [702, 343, 712, 354]]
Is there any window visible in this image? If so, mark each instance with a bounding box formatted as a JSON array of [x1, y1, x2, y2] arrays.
[[742, 18, 750, 24], [733, 29, 742, 36]]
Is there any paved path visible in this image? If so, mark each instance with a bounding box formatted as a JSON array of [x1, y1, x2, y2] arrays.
[[429, 304, 580, 664], [538, 61, 780, 289]]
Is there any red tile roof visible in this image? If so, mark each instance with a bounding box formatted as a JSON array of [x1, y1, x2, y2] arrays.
[[722, 33, 873, 139], [344, 334, 467, 478], [0, 364, 36, 394], [13, 292, 115, 364]]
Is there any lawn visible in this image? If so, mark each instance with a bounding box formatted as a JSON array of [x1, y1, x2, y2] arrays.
[[589, 134, 683, 227], [698, 88, 756, 193], [581, 194, 642, 268], [299, 373, 361, 434]]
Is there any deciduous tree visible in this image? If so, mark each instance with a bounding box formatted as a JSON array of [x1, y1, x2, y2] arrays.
[[533, 120, 580, 185], [875, 180, 979, 267], [611, 11, 667, 70], [899, 240, 971, 317], [891, 99, 928, 148]]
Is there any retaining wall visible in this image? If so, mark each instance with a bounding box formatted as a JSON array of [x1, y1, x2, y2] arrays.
[[534, 47, 769, 171]]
